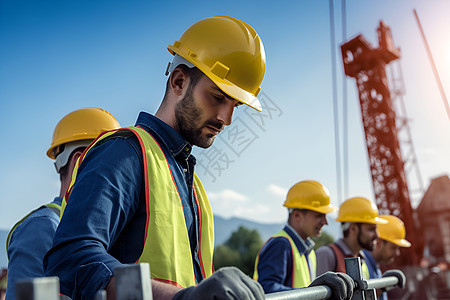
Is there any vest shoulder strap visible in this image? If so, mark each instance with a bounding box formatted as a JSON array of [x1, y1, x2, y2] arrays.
[[328, 243, 350, 273], [6, 202, 61, 258], [62, 127, 140, 215], [45, 202, 61, 217]]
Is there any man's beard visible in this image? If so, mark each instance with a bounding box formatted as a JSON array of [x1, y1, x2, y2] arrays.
[[175, 88, 224, 148], [358, 230, 375, 251]]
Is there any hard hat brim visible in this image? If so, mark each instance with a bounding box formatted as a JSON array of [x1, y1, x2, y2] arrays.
[[313, 204, 338, 214], [285, 203, 337, 214], [213, 79, 262, 112], [375, 216, 389, 224], [384, 238, 412, 248], [47, 133, 104, 159], [336, 215, 389, 224]]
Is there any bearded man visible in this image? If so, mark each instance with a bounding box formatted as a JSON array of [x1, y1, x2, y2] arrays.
[[316, 197, 387, 279]]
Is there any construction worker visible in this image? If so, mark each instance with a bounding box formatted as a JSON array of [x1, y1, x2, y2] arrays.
[[316, 197, 388, 279], [254, 180, 355, 297], [44, 16, 268, 300], [363, 215, 409, 300], [5, 108, 120, 300]]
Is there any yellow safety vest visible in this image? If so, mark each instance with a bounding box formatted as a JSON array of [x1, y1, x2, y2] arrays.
[[254, 230, 317, 288], [62, 126, 214, 288]]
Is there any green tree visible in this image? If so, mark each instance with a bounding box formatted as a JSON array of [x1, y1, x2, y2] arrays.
[[213, 245, 240, 269], [312, 231, 335, 250], [213, 226, 263, 276]]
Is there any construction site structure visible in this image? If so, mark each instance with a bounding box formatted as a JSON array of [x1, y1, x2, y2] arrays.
[[340, 21, 423, 266], [417, 175, 450, 264], [340, 20, 450, 299]]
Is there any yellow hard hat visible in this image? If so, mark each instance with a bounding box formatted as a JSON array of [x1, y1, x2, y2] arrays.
[[47, 107, 120, 159], [283, 180, 337, 214], [336, 197, 388, 224], [167, 15, 266, 112], [377, 215, 411, 247]]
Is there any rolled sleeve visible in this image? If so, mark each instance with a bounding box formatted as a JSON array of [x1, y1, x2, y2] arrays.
[[74, 262, 114, 299], [44, 136, 143, 299]]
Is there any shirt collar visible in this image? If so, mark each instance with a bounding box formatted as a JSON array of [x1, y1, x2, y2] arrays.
[[284, 224, 315, 255], [135, 111, 192, 159], [362, 249, 378, 268], [53, 197, 63, 206]]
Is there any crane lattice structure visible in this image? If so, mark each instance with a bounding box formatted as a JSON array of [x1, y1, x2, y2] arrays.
[[340, 21, 423, 266]]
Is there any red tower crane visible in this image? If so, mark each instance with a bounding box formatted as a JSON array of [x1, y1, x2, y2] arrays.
[[340, 21, 424, 266]]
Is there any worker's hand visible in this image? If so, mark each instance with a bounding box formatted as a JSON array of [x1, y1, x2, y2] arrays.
[[308, 272, 355, 300], [382, 269, 406, 290], [172, 267, 265, 300]]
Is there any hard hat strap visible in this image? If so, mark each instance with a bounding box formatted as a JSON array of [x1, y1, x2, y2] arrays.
[[54, 140, 91, 173], [165, 54, 195, 76], [341, 222, 351, 231]]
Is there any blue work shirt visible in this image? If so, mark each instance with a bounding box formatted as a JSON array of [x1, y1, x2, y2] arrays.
[[256, 225, 315, 293], [363, 249, 387, 300], [6, 197, 62, 300], [44, 112, 202, 299]]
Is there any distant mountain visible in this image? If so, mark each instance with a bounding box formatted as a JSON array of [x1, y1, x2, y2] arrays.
[[214, 216, 283, 246], [213, 215, 342, 246]]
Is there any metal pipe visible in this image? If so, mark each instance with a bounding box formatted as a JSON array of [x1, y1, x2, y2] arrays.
[[265, 276, 399, 300], [366, 276, 398, 290], [328, 0, 343, 204], [265, 285, 332, 300]]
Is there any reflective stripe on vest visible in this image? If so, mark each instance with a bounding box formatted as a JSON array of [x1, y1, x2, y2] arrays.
[[254, 230, 316, 288], [328, 243, 370, 279], [62, 126, 214, 288], [6, 202, 61, 259]]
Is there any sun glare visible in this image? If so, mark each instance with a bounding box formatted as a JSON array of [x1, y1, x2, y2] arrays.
[[444, 39, 450, 91]]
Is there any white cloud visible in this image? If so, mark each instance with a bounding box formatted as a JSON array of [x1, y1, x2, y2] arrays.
[[209, 188, 286, 223], [208, 189, 248, 202], [234, 204, 271, 217], [267, 184, 288, 197]]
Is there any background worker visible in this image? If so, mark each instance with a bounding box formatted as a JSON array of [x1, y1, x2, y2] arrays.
[[316, 197, 388, 279], [363, 215, 410, 300], [254, 180, 355, 298], [44, 16, 269, 300], [5, 108, 120, 300]]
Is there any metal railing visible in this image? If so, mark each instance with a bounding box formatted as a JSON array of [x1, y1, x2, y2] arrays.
[[267, 257, 401, 300], [265, 276, 399, 300], [16, 258, 404, 300], [265, 285, 332, 300]]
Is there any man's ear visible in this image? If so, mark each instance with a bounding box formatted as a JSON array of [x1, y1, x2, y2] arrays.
[[68, 150, 84, 170], [72, 151, 82, 163], [293, 209, 304, 222], [350, 223, 359, 234], [169, 68, 189, 98]]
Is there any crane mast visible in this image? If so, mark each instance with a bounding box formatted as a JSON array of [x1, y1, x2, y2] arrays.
[[341, 21, 423, 265]]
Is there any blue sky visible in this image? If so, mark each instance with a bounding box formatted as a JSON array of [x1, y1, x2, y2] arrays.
[[1, 0, 449, 230]]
